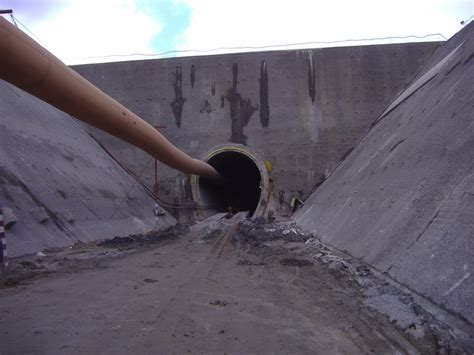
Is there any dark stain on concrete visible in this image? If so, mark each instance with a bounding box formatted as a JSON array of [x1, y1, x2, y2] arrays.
[[200, 100, 212, 114], [226, 63, 258, 145], [259, 60, 270, 127], [308, 51, 316, 103], [62, 154, 74, 162], [221, 95, 225, 108], [211, 81, 216, 96], [57, 190, 67, 199], [190, 65, 196, 88], [98, 189, 117, 199], [171, 66, 186, 128]]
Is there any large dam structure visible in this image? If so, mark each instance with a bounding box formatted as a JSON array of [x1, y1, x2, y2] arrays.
[[0, 16, 472, 353]]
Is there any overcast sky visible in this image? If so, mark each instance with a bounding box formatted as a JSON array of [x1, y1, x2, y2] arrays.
[[1, 0, 472, 64]]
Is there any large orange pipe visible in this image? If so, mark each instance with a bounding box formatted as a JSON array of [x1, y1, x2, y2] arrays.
[[0, 17, 218, 178]]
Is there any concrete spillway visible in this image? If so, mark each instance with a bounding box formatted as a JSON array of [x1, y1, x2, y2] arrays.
[[1, 22, 473, 329]]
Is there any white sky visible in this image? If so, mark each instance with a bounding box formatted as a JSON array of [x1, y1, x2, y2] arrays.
[[1, 0, 473, 64]]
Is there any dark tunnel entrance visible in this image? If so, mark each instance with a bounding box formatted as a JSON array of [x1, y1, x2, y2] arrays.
[[198, 151, 262, 216]]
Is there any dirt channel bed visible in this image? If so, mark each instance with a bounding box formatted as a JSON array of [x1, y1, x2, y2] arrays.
[[0, 216, 471, 354]]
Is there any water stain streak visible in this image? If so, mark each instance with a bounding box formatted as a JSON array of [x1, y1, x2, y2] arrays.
[[226, 63, 258, 145], [259, 60, 270, 127], [171, 66, 186, 128]]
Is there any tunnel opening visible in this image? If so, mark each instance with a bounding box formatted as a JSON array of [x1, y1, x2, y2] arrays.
[[199, 151, 262, 217]]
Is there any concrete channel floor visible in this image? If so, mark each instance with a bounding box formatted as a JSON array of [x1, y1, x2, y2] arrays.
[[0, 217, 446, 354]]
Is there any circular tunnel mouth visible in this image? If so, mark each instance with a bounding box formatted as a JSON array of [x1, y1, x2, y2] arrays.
[[199, 151, 262, 216]]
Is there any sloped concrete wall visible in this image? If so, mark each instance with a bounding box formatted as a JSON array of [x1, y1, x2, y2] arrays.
[[0, 81, 176, 257], [295, 23, 474, 323], [73, 42, 439, 216]]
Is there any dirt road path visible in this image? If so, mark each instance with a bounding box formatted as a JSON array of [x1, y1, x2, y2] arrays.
[[0, 218, 443, 354]]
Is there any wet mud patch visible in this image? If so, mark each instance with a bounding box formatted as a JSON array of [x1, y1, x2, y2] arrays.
[[237, 259, 266, 266], [279, 258, 313, 267], [143, 278, 158, 284], [98, 223, 189, 249], [0, 224, 190, 289]]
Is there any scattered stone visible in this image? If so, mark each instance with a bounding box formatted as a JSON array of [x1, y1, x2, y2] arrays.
[[305, 238, 322, 247], [98, 224, 189, 248], [36, 251, 46, 257], [210, 300, 228, 307], [252, 217, 267, 225], [237, 219, 311, 243], [328, 260, 349, 270], [313, 252, 327, 259], [198, 221, 223, 241], [356, 265, 371, 277]]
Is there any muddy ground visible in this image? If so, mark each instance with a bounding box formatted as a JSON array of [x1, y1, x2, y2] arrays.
[[0, 214, 471, 354]]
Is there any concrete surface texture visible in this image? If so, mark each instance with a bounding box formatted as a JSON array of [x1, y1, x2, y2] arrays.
[[295, 22, 474, 324], [0, 81, 176, 257], [72, 42, 439, 217]]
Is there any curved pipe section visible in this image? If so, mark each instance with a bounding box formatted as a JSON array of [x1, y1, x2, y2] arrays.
[[0, 18, 218, 178]]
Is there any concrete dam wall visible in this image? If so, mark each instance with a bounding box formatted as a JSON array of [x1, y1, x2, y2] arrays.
[[0, 81, 176, 257], [73, 42, 439, 219], [295, 22, 474, 324]]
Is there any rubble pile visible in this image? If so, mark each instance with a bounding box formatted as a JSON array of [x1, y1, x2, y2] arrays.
[[237, 218, 312, 243]]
